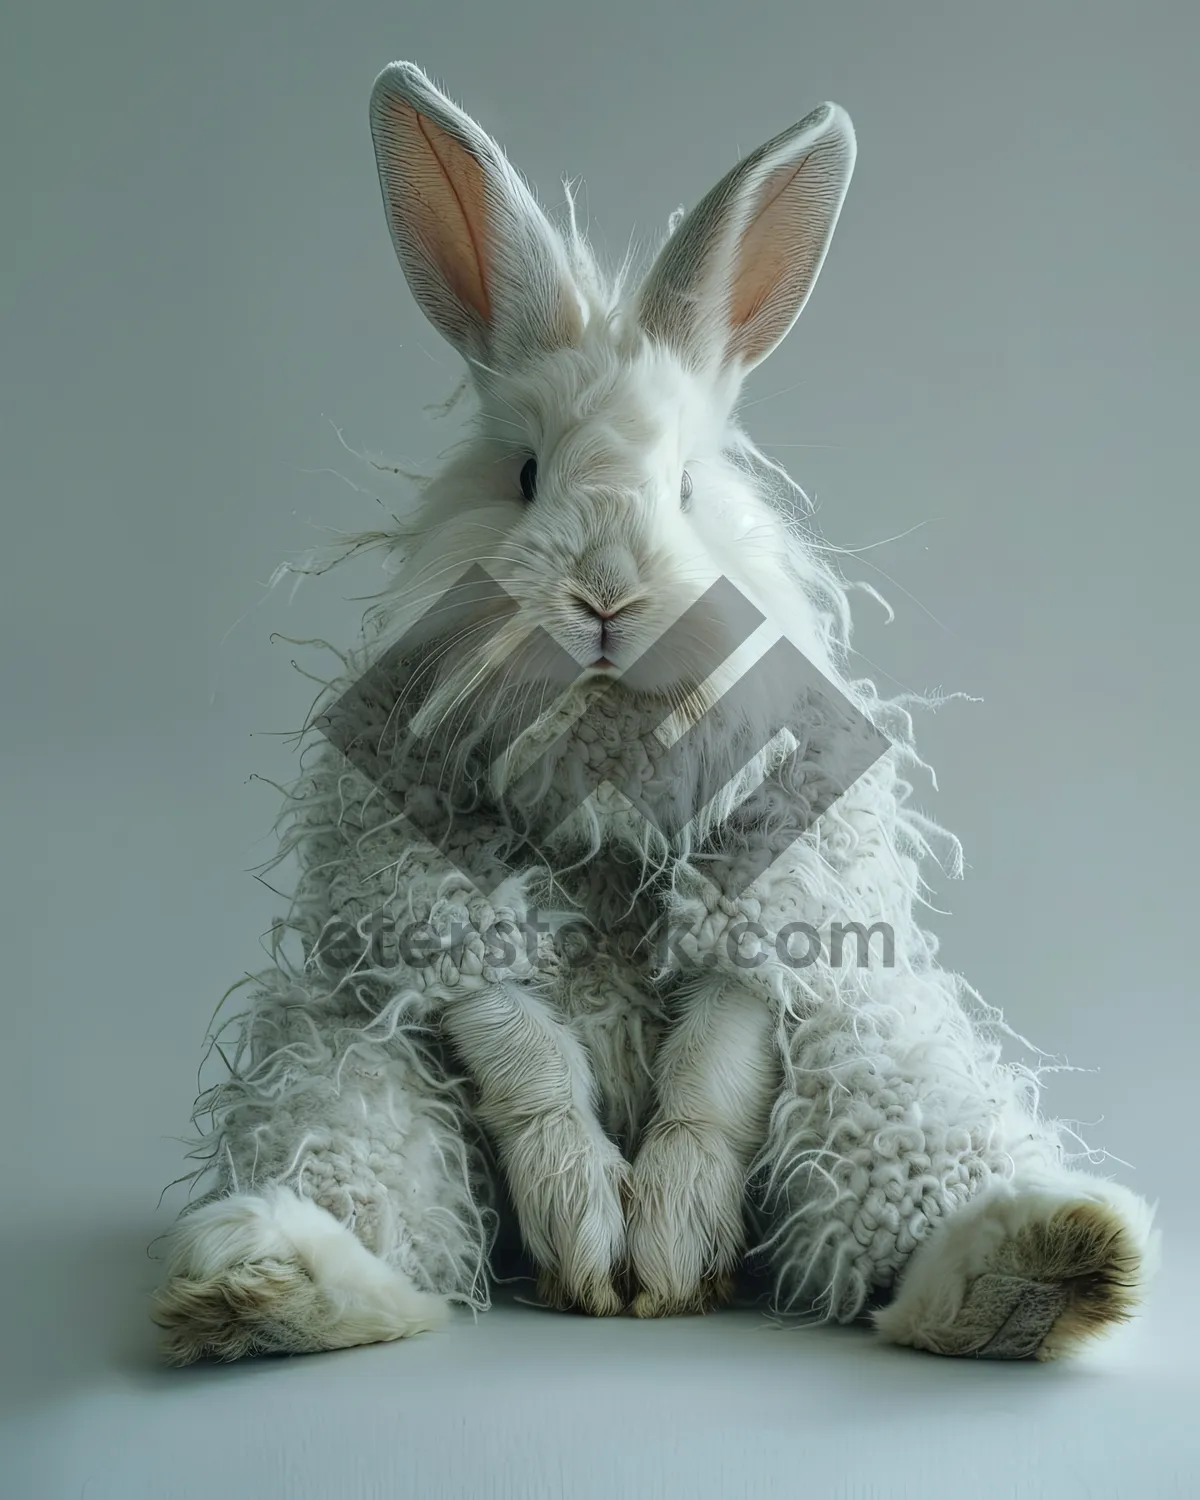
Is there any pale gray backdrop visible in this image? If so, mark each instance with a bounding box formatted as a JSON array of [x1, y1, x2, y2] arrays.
[[2, 2, 1197, 1496]]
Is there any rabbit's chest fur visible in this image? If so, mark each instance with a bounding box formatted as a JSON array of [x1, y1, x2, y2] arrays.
[[298, 657, 901, 1148], [300, 678, 688, 1136], [433, 699, 692, 1145], [538, 859, 669, 1148]]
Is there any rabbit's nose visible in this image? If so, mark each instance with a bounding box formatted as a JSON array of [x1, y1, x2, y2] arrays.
[[571, 543, 643, 618], [574, 597, 622, 621]]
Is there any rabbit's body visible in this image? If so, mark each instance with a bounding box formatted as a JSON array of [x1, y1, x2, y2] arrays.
[[151, 62, 1156, 1365]]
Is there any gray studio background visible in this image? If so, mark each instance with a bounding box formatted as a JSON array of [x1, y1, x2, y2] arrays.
[[3, 2, 1197, 1497]]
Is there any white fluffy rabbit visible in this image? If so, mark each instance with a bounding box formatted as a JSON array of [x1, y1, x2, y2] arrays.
[[152, 61, 1156, 1364]]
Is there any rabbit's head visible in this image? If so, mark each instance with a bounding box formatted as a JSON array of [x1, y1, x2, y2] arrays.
[[366, 63, 856, 752]]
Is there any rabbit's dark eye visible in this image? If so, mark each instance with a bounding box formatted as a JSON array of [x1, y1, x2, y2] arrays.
[[519, 456, 538, 502], [680, 469, 693, 510]]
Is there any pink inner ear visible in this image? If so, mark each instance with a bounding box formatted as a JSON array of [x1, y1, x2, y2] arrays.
[[728, 153, 814, 332], [393, 98, 493, 323]]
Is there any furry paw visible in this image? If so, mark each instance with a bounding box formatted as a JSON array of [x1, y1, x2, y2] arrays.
[[536, 1264, 626, 1317], [626, 1119, 744, 1317], [873, 1175, 1158, 1361], [510, 1115, 630, 1316], [151, 1185, 447, 1365], [630, 1270, 734, 1319]]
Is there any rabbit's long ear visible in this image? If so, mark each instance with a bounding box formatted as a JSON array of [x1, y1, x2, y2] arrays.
[[369, 63, 582, 367], [636, 103, 855, 375]]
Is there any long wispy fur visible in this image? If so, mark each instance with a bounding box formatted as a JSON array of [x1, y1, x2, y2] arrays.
[[152, 61, 1157, 1365]]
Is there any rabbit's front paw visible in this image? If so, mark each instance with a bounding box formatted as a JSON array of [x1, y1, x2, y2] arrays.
[[513, 1114, 629, 1316], [627, 1120, 743, 1316]]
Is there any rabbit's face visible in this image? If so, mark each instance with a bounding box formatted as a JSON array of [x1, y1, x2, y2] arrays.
[[473, 336, 773, 696], [396, 329, 807, 725]]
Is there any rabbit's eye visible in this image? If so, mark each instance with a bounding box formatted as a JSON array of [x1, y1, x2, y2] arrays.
[[680, 470, 694, 510], [519, 456, 538, 502]]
